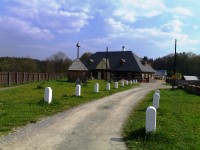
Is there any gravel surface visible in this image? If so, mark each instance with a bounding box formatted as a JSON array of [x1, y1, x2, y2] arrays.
[[0, 81, 169, 150]]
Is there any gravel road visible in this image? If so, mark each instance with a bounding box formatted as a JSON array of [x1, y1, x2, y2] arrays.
[[0, 81, 169, 150]]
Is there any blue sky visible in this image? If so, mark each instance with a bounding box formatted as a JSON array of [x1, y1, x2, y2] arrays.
[[0, 0, 199, 60]]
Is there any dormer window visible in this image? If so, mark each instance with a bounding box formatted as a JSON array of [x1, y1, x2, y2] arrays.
[[121, 59, 126, 65], [89, 59, 94, 63]]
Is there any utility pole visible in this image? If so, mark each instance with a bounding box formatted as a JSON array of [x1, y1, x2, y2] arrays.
[[106, 47, 108, 81], [173, 39, 177, 88]]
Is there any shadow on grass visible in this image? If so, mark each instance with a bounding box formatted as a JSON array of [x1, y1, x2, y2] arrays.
[[37, 99, 60, 106], [125, 127, 146, 141], [56, 79, 68, 83], [125, 127, 159, 141], [124, 127, 173, 147]]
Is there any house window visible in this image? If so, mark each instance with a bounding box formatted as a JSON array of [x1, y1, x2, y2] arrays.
[[89, 59, 94, 63], [121, 59, 126, 65]]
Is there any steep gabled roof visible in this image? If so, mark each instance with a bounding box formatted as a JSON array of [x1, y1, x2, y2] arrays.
[[95, 58, 110, 69], [143, 64, 156, 73], [68, 59, 88, 71], [84, 51, 155, 73]]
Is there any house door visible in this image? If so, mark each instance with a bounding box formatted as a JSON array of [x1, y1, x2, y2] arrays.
[[101, 72, 106, 80], [98, 71, 105, 80]]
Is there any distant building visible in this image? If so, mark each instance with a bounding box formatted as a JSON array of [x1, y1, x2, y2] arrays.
[[83, 50, 156, 82], [183, 76, 198, 81], [154, 70, 167, 80]]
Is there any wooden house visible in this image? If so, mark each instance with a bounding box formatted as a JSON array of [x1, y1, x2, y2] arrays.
[[83, 50, 156, 82]]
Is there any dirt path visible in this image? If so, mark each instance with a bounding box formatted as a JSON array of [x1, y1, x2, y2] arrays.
[[0, 81, 169, 150]]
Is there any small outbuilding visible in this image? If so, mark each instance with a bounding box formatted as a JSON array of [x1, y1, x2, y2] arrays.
[[67, 59, 88, 82], [183, 76, 199, 81], [154, 70, 167, 80]]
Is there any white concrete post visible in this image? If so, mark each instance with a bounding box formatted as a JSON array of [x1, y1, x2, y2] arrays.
[[75, 84, 81, 96], [94, 83, 99, 93], [155, 90, 160, 95], [146, 106, 156, 133], [126, 80, 129, 85], [130, 80, 133, 85], [153, 93, 160, 109], [44, 87, 52, 104], [133, 80, 136, 84], [135, 79, 138, 83], [121, 80, 124, 87], [114, 82, 118, 89], [106, 83, 110, 90]]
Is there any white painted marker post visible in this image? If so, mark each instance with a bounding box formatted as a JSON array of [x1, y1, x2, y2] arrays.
[[94, 83, 99, 93], [153, 93, 160, 109], [130, 80, 133, 85], [146, 106, 156, 133], [121, 80, 124, 87], [44, 87, 52, 104], [114, 82, 118, 89], [75, 84, 81, 96], [106, 83, 110, 90], [133, 80, 136, 84], [155, 90, 160, 95], [126, 80, 129, 85]]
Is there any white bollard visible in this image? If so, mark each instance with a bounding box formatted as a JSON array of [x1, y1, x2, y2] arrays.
[[121, 80, 124, 87], [106, 83, 110, 90], [75, 84, 81, 96], [133, 80, 136, 84], [126, 80, 129, 85], [44, 87, 52, 104], [130, 80, 133, 85], [114, 82, 118, 89], [135, 79, 137, 83], [153, 93, 160, 109], [94, 83, 99, 93], [146, 106, 156, 133], [155, 90, 160, 95]]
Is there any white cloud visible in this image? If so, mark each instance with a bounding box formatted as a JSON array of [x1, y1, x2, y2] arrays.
[[112, 0, 165, 22], [0, 16, 54, 39], [6, 0, 93, 34], [193, 25, 199, 30], [114, 9, 136, 23], [103, 16, 199, 52], [171, 6, 193, 18], [160, 20, 183, 33], [104, 18, 131, 33]]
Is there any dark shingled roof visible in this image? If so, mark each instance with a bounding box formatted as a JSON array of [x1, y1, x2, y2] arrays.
[[84, 51, 155, 73]]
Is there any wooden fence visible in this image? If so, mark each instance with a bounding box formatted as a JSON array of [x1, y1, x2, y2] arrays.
[[0, 72, 66, 86], [175, 79, 200, 95]]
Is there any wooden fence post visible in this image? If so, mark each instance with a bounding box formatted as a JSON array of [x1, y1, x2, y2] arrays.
[[16, 72, 19, 84], [33, 73, 35, 82], [8, 72, 11, 86]]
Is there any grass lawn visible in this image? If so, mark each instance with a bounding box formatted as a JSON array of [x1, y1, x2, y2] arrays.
[[0, 78, 138, 136], [123, 88, 200, 150]]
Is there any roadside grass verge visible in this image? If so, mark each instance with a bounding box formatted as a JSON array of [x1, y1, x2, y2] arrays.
[[0, 79, 138, 136], [123, 89, 200, 150]]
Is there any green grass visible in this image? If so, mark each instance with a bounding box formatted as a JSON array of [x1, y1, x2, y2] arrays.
[[123, 89, 200, 149], [0, 78, 138, 136]]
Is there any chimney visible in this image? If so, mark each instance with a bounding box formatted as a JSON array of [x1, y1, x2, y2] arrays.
[[122, 46, 125, 51]]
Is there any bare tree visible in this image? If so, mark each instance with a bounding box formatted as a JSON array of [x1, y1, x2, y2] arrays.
[[80, 52, 93, 62]]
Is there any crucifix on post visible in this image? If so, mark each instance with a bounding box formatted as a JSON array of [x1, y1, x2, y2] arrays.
[[76, 42, 81, 59]]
